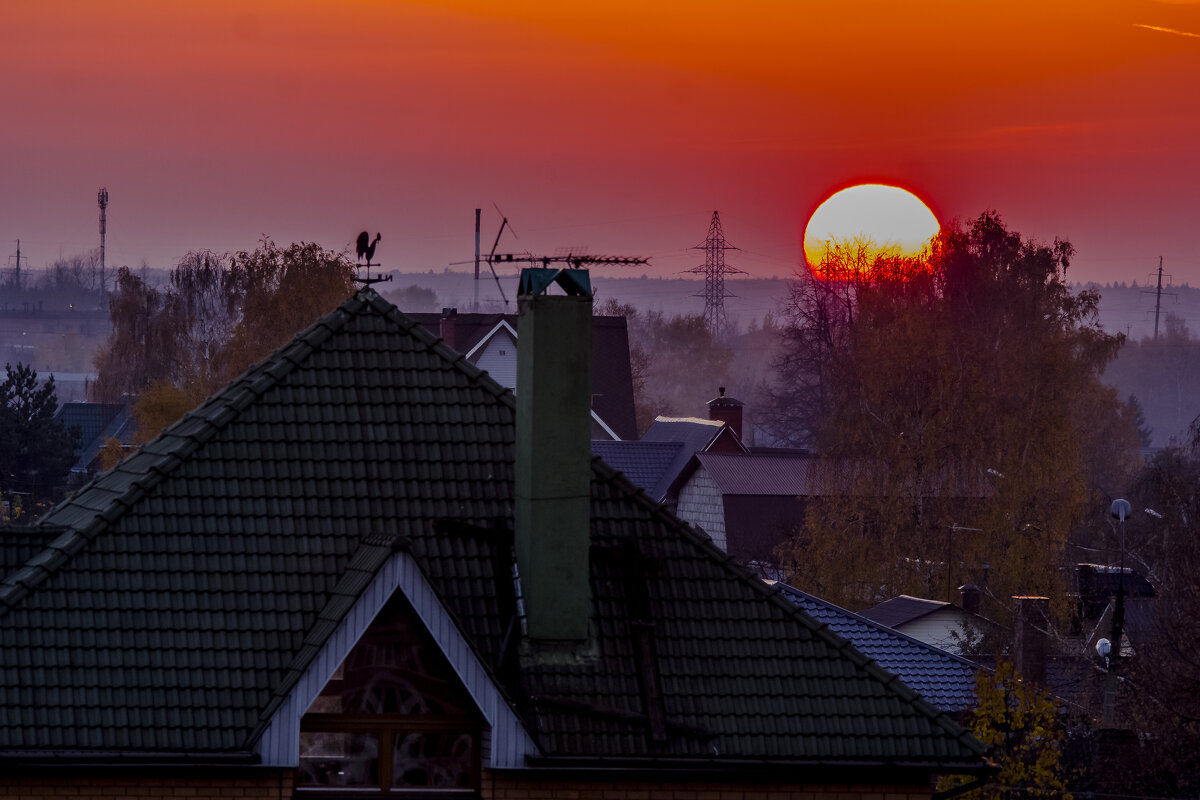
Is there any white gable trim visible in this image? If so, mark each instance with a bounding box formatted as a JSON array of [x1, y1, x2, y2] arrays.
[[465, 319, 622, 441], [464, 320, 518, 360], [591, 410, 620, 441], [254, 550, 540, 768]]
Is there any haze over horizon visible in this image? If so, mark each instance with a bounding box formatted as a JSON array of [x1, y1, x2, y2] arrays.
[[3, 1, 1198, 285]]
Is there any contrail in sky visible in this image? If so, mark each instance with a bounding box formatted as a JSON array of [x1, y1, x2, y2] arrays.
[[1133, 23, 1200, 39]]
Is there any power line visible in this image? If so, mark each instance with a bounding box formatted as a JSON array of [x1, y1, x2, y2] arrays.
[[687, 210, 745, 340]]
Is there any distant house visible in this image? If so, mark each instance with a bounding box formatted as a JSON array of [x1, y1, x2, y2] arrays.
[[51, 401, 136, 478], [407, 309, 637, 440], [858, 593, 987, 655], [1, 280, 990, 799]]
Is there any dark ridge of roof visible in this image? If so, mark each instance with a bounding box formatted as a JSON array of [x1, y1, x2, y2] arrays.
[[0, 289, 986, 769], [773, 583, 982, 714], [0, 527, 62, 579], [640, 417, 738, 491], [591, 440, 686, 500], [859, 595, 954, 629]]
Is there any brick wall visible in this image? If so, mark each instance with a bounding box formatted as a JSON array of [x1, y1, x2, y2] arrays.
[[0, 770, 294, 800], [483, 773, 933, 800]]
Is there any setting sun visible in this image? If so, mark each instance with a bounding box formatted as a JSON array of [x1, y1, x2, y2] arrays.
[[803, 184, 940, 276]]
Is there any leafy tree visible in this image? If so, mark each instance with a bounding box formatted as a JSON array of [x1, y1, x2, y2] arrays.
[[0, 363, 79, 509], [945, 661, 1070, 800], [772, 213, 1141, 613], [93, 240, 357, 441], [386, 284, 440, 312]]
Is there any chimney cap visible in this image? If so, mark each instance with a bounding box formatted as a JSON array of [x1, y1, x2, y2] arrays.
[[441, 307, 458, 318], [707, 387, 743, 408]]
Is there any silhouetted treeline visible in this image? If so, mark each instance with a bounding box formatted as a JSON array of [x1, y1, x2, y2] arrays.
[[1104, 314, 1200, 448]]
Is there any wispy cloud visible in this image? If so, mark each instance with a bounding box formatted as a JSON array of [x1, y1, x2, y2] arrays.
[[1133, 23, 1200, 39]]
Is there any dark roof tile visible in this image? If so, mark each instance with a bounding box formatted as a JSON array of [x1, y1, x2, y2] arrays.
[[1, 289, 985, 770]]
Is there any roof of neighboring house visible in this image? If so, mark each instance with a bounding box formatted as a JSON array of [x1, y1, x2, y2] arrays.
[[0, 289, 986, 771], [590, 440, 686, 500], [407, 311, 637, 440], [695, 451, 817, 496], [772, 582, 982, 714], [641, 416, 747, 491], [860, 595, 958, 629], [53, 402, 135, 472]]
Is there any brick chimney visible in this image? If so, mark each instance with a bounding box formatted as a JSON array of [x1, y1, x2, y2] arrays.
[[706, 386, 744, 440], [1013, 595, 1049, 686], [514, 268, 593, 641], [439, 308, 458, 351]]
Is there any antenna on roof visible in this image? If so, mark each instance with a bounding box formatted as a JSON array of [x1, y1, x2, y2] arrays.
[[354, 231, 392, 287]]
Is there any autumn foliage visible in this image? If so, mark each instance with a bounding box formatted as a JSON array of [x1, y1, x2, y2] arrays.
[[92, 240, 357, 444], [770, 213, 1142, 615]]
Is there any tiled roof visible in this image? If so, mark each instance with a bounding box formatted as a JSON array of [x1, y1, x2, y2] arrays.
[[641, 417, 745, 491], [697, 452, 819, 496], [590, 440, 685, 500], [860, 595, 954, 628], [0, 289, 985, 770], [0, 527, 60, 578], [772, 583, 982, 714]]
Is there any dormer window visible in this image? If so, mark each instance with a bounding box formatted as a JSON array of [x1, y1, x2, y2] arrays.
[[297, 593, 483, 796]]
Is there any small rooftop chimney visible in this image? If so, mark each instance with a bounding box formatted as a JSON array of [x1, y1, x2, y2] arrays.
[[515, 268, 593, 641], [440, 308, 458, 351], [959, 584, 981, 615], [1013, 595, 1049, 686], [706, 386, 744, 440]]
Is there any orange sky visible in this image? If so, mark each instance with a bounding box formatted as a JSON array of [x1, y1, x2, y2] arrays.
[[2, 0, 1198, 288]]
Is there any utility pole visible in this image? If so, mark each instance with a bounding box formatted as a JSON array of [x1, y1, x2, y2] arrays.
[[1140, 257, 1176, 340], [688, 211, 745, 340], [98, 187, 109, 300]]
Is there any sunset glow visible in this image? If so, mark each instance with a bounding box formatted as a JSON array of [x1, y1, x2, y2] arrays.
[[1, 1, 1198, 283], [803, 185, 940, 273]]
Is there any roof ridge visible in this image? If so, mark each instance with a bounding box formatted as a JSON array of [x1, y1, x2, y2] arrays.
[[588, 455, 986, 761], [1, 289, 516, 618], [0, 293, 373, 617]]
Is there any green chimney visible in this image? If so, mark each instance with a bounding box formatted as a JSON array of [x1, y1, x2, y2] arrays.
[[515, 269, 593, 642]]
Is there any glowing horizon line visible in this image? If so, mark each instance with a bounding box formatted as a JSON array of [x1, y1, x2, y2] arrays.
[[1133, 23, 1200, 39]]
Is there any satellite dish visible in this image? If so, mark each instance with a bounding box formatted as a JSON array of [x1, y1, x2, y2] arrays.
[[1096, 638, 1112, 658]]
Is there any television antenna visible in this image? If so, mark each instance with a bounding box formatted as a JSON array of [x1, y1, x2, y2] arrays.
[[452, 208, 647, 307]]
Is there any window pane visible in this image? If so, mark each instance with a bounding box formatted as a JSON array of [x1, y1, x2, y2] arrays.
[[392, 731, 475, 789], [299, 731, 380, 787]]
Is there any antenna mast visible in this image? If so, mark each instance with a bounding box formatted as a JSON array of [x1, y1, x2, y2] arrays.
[[688, 210, 745, 340], [98, 187, 109, 299], [9, 240, 28, 292]]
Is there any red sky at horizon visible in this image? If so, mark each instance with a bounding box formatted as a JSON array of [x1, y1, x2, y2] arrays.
[[2, 0, 1198, 288]]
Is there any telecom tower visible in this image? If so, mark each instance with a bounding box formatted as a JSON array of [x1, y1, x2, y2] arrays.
[[688, 211, 745, 339], [98, 187, 109, 299]]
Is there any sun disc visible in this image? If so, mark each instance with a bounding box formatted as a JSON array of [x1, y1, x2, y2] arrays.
[[803, 184, 940, 277]]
